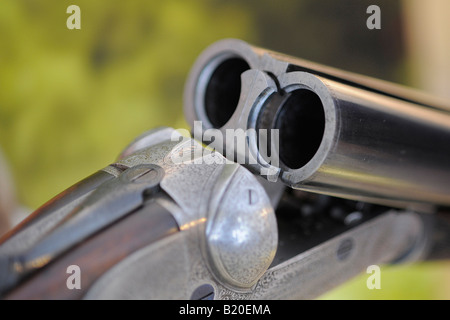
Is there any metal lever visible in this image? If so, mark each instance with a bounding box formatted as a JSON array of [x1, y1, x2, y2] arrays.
[[0, 164, 164, 294]]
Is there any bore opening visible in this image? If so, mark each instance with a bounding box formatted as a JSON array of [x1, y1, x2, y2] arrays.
[[204, 57, 250, 128], [275, 89, 325, 169]]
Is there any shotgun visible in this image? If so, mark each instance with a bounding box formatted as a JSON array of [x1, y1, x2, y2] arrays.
[[1, 39, 449, 299]]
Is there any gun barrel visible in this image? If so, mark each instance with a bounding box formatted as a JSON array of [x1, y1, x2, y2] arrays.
[[273, 71, 450, 208], [184, 39, 450, 209]]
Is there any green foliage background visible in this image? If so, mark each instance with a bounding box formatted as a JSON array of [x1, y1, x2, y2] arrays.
[[0, 0, 448, 299], [0, 0, 257, 208]]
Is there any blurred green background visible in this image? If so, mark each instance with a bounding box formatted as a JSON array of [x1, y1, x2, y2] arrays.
[[0, 0, 449, 299]]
